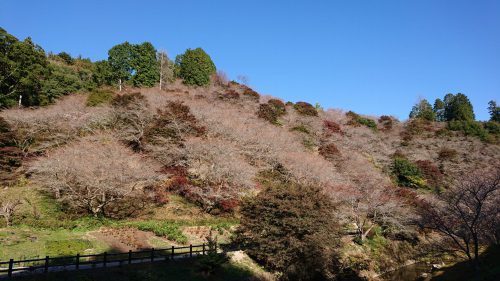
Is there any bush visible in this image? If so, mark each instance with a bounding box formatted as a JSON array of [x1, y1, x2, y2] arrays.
[[241, 87, 260, 101], [218, 90, 240, 100], [438, 147, 458, 161], [447, 120, 491, 142], [346, 111, 377, 130], [319, 143, 340, 160], [175, 48, 216, 86], [391, 157, 426, 189], [111, 92, 146, 109], [291, 124, 310, 134], [86, 89, 114, 106], [323, 120, 343, 136], [415, 160, 443, 190], [267, 99, 286, 115], [236, 183, 341, 280], [378, 115, 394, 130], [257, 100, 287, 124], [293, 101, 318, 116]]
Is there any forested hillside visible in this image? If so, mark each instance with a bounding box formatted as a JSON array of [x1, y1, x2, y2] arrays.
[[1, 27, 499, 281]]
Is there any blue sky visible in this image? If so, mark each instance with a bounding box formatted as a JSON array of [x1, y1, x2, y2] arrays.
[[1, 0, 499, 120]]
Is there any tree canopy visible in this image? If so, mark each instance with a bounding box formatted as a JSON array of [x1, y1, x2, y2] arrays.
[[409, 99, 435, 121], [175, 48, 216, 86], [236, 181, 341, 280]]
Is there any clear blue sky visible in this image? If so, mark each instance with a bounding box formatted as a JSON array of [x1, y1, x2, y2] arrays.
[[1, 0, 499, 120]]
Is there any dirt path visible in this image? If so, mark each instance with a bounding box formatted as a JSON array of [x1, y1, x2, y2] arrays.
[[87, 227, 155, 252]]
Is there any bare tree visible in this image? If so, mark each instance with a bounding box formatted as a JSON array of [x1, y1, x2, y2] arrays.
[[0, 199, 21, 227], [419, 168, 500, 269], [31, 134, 162, 218], [158, 50, 174, 90], [111, 92, 152, 150], [236, 75, 249, 85]]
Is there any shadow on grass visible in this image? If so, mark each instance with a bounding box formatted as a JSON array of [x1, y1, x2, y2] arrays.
[[432, 245, 500, 281], [11, 256, 256, 281]]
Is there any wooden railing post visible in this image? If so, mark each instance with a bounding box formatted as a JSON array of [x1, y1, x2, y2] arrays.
[[7, 259, 13, 278], [151, 248, 155, 262], [202, 243, 205, 255], [171, 246, 175, 260], [44, 256, 49, 273], [103, 252, 107, 268], [189, 244, 193, 257], [128, 250, 132, 264], [76, 254, 80, 270]]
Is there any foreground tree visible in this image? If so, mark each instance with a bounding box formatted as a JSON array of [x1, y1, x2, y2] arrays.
[[32, 135, 161, 218], [418, 169, 500, 270], [236, 183, 341, 280]]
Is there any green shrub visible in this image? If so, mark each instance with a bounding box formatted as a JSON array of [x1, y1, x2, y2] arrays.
[[290, 124, 310, 134], [86, 90, 114, 106], [175, 48, 216, 86], [130, 221, 188, 244], [293, 101, 318, 116], [447, 120, 492, 142], [346, 111, 377, 130], [391, 157, 426, 189]]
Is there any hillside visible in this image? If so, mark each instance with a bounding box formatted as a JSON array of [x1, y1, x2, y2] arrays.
[[1, 27, 499, 281], [1, 78, 499, 280]]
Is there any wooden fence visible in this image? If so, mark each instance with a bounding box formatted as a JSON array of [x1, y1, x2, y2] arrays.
[[0, 243, 216, 278]]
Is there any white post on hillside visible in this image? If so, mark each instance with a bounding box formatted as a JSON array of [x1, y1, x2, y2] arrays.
[[119, 78, 122, 92], [18, 95, 22, 108]]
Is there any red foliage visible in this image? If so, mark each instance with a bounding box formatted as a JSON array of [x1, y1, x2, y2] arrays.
[[323, 120, 343, 136], [319, 143, 341, 160], [242, 87, 260, 101], [293, 102, 318, 116], [218, 198, 240, 212], [220, 90, 240, 100], [378, 115, 394, 130], [166, 175, 190, 191], [415, 160, 443, 188]]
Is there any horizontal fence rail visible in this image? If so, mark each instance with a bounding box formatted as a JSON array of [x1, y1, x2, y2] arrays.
[[0, 243, 217, 278]]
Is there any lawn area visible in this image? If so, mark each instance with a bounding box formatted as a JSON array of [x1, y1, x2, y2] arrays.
[[0, 227, 109, 261]]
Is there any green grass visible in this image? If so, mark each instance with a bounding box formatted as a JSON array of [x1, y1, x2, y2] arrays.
[[45, 239, 93, 257], [0, 227, 110, 261], [126, 221, 188, 244]]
